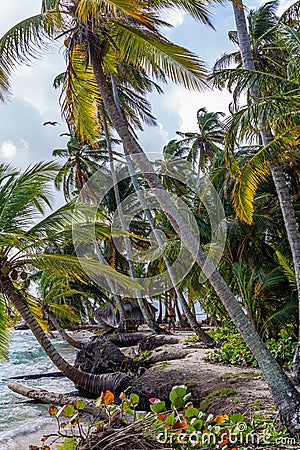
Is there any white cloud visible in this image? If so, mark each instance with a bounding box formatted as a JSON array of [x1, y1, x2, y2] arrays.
[[161, 9, 186, 27], [138, 122, 170, 160], [0, 138, 31, 164], [1, 141, 17, 158], [164, 86, 232, 133]]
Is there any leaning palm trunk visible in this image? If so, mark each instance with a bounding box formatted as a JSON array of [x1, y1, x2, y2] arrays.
[[124, 147, 212, 342], [90, 53, 300, 433], [110, 76, 213, 344], [0, 276, 131, 397], [232, 1, 300, 385], [46, 311, 83, 350], [101, 108, 160, 333]]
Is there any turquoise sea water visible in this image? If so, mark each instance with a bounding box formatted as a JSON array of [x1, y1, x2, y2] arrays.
[[0, 330, 76, 449]]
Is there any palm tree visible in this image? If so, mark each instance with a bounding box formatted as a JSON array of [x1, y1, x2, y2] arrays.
[[176, 107, 225, 177], [2, 0, 300, 432], [53, 134, 112, 201], [101, 107, 160, 332], [0, 161, 138, 396]]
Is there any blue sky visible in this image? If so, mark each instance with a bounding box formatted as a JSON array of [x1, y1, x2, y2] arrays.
[[0, 0, 293, 168]]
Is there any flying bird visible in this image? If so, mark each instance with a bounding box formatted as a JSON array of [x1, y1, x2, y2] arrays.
[[43, 121, 59, 126]]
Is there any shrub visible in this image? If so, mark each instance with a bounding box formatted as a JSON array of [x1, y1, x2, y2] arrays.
[[205, 326, 297, 370], [39, 385, 293, 449]]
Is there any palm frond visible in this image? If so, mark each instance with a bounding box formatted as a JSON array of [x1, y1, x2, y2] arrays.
[[0, 65, 11, 102], [116, 23, 208, 91], [280, 0, 300, 27], [76, 0, 157, 30], [248, 0, 279, 43], [0, 161, 59, 233], [229, 147, 270, 224], [28, 254, 140, 291], [61, 45, 102, 143], [151, 0, 217, 28], [0, 10, 63, 75], [48, 303, 80, 323], [276, 250, 296, 288]]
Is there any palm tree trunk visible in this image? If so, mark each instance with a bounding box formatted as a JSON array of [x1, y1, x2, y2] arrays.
[[0, 276, 131, 398], [110, 76, 213, 344], [90, 53, 300, 433], [232, 1, 300, 384], [46, 311, 83, 350], [101, 108, 159, 333]]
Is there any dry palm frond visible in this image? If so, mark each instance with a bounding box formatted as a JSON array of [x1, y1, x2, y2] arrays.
[[79, 414, 170, 450]]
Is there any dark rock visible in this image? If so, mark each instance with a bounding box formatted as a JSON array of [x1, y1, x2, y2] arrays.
[[75, 336, 126, 374]]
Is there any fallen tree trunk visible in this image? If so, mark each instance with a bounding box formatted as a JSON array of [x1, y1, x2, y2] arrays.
[[7, 381, 102, 416]]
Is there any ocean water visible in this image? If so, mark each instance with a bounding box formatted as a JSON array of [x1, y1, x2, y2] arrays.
[[0, 330, 76, 449]]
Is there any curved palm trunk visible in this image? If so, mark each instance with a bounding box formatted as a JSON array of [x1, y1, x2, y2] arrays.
[[232, 1, 300, 384], [101, 108, 159, 333], [46, 311, 83, 350], [110, 77, 213, 344], [0, 276, 131, 398], [91, 54, 300, 433], [72, 145, 126, 332], [123, 146, 213, 342]]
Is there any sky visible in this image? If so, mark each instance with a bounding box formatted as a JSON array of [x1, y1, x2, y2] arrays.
[[0, 0, 294, 170]]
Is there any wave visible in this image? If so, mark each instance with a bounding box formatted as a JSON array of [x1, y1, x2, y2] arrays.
[[0, 416, 53, 447]]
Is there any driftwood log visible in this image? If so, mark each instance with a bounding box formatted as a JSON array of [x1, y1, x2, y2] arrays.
[[7, 381, 102, 416]]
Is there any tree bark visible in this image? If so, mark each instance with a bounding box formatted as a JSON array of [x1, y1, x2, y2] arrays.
[[46, 311, 83, 350], [90, 52, 300, 433]]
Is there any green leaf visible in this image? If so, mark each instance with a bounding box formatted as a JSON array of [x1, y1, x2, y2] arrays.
[[56, 437, 77, 450], [230, 413, 245, 423], [188, 418, 203, 431], [75, 400, 85, 410], [62, 404, 76, 418], [130, 393, 139, 407], [169, 386, 187, 409], [184, 407, 199, 419], [165, 412, 176, 427], [150, 401, 166, 414]]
